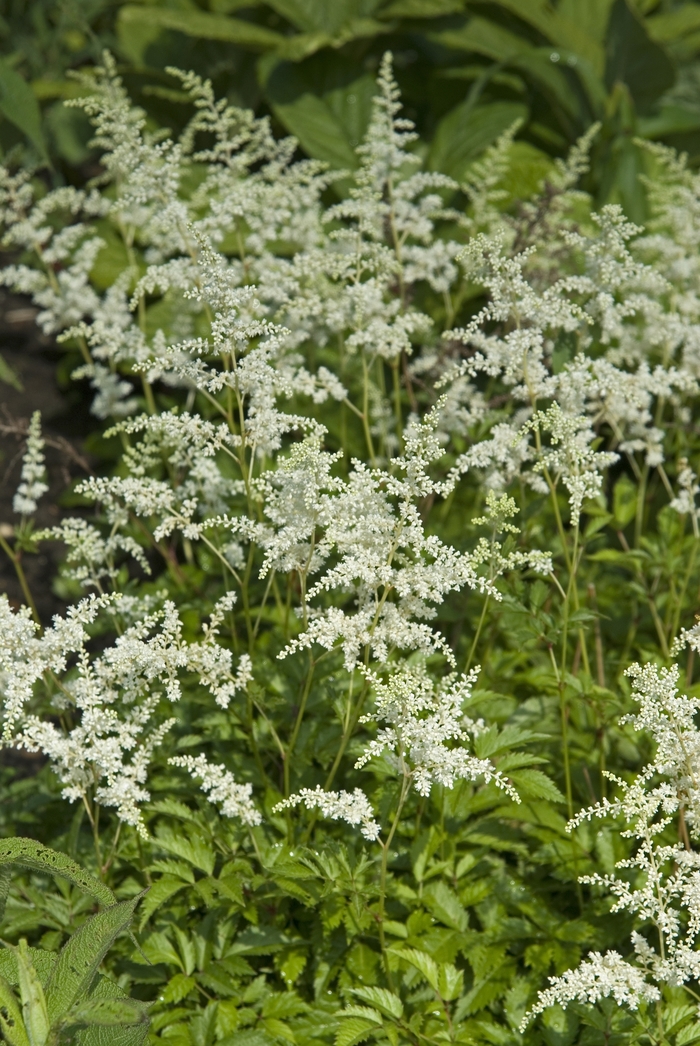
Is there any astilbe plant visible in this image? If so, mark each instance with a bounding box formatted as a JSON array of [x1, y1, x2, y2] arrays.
[[3, 49, 700, 1046]]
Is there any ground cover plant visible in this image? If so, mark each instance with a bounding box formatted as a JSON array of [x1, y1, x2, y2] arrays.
[[5, 44, 700, 1046]]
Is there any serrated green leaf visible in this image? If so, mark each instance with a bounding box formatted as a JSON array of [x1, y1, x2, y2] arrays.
[[335, 1016, 380, 1046], [437, 963, 464, 1002], [44, 896, 140, 1024], [508, 768, 564, 802], [0, 839, 115, 909], [423, 881, 468, 932], [395, 949, 440, 992], [351, 987, 403, 1020], [153, 829, 215, 876]]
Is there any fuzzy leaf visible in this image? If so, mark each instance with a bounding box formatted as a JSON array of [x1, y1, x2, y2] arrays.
[[44, 896, 140, 1024], [0, 972, 29, 1046], [0, 839, 115, 908]]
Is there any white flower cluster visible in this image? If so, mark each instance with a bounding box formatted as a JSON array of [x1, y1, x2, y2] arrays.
[[2, 49, 700, 847], [13, 411, 48, 517], [524, 631, 700, 1026], [169, 754, 260, 826], [0, 592, 253, 835], [274, 786, 381, 841], [357, 661, 518, 801]]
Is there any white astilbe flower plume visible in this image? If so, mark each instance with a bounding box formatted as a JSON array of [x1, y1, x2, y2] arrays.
[[357, 661, 519, 801], [524, 636, 700, 1028], [170, 754, 261, 826], [13, 410, 48, 516], [522, 952, 660, 1028], [0, 593, 255, 835], [274, 786, 380, 841]]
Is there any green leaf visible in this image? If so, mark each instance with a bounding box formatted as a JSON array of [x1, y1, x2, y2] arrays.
[[0, 950, 56, 988], [153, 828, 215, 876], [44, 896, 140, 1024], [116, 6, 282, 67], [16, 940, 50, 1046], [395, 949, 440, 993], [605, 0, 675, 113], [0, 354, 22, 391], [423, 881, 468, 932], [63, 998, 149, 1029], [0, 839, 115, 908], [646, 4, 700, 45], [437, 963, 464, 1002], [429, 100, 528, 181], [335, 1016, 380, 1046], [508, 769, 565, 803], [379, 0, 464, 15], [613, 473, 638, 529], [351, 987, 403, 1020], [266, 0, 381, 35], [262, 58, 377, 168], [0, 62, 48, 161], [0, 866, 11, 925], [0, 972, 29, 1046], [138, 876, 189, 930]]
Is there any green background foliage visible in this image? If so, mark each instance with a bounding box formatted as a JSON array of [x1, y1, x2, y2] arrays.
[[3, 0, 700, 217]]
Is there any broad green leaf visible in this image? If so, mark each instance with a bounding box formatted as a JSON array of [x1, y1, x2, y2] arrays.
[[430, 17, 605, 112], [351, 987, 403, 1020], [77, 975, 150, 1046], [0, 951, 57, 988], [0, 354, 22, 391], [646, 4, 700, 45], [266, 0, 381, 34], [605, 0, 675, 113], [0, 839, 115, 908], [638, 105, 700, 138], [0, 62, 48, 161], [116, 6, 282, 67], [263, 58, 377, 168], [0, 972, 29, 1046], [379, 0, 464, 14], [44, 896, 140, 1024], [17, 940, 49, 1046], [557, 0, 615, 43], [76, 1019, 150, 1046], [335, 1016, 380, 1046], [429, 100, 528, 181], [493, 0, 605, 70]]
